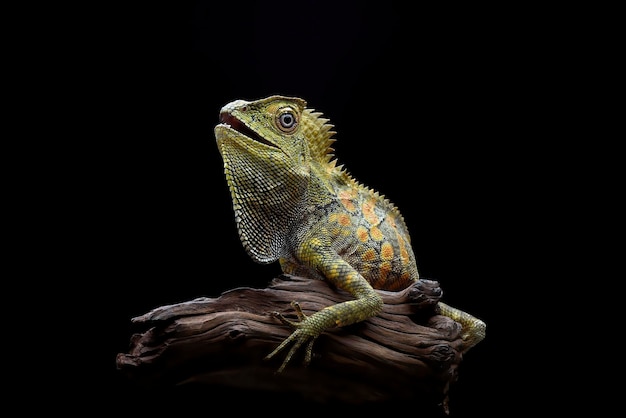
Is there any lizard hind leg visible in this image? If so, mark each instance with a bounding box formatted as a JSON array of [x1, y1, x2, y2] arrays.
[[436, 302, 486, 352]]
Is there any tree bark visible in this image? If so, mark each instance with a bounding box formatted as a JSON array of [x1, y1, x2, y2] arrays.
[[116, 274, 474, 414]]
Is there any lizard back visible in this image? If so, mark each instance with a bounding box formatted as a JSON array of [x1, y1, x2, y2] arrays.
[[280, 180, 420, 292]]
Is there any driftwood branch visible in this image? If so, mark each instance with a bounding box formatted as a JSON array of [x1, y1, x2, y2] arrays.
[[116, 274, 471, 414]]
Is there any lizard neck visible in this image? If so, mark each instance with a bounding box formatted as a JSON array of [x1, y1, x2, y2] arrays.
[[222, 147, 310, 264], [306, 162, 337, 207]]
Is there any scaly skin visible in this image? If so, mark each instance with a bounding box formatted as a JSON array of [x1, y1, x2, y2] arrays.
[[214, 95, 485, 372]]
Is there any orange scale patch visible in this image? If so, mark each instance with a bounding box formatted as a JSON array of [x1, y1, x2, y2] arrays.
[[362, 248, 377, 262], [379, 261, 392, 282], [398, 243, 408, 260], [340, 198, 356, 212], [370, 226, 383, 241], [357, 226, 369, 243], [338, 213, 351, 226], [338, 189, 355, 200], [362, 200, 378, 225], [381, 242, 394, 260]]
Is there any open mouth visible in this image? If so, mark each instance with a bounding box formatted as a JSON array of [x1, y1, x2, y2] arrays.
[[219, 112, 277, 148]]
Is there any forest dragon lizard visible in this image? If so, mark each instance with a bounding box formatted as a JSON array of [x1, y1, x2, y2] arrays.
[[214, 95, 485, 372]]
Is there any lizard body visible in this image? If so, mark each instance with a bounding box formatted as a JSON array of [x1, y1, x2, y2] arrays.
[[214, 95, 485, 372]]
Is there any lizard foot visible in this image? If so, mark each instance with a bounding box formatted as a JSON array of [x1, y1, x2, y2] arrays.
[[265, 301, 320, 373]]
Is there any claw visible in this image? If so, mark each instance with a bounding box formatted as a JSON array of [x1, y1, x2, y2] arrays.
[[271, 301, 309, 327], [271, 311, 299, 327], [290, 301, 307, 320]]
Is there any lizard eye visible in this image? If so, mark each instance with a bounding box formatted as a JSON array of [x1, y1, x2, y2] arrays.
[[276, 108, 298, 133]]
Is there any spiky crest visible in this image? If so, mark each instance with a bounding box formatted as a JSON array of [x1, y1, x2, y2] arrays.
[[301, 109, 336, 164], [301, 107, 409, 231]]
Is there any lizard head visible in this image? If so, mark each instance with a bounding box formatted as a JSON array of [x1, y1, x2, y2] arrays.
[[215, 95, 309, 165], [214, 95, 336, 263]]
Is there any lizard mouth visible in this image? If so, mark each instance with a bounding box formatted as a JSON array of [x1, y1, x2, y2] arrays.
[[219, 112, 278, 148]]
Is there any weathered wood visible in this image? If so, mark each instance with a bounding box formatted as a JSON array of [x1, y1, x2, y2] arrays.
[[116, 274, 468, 414]]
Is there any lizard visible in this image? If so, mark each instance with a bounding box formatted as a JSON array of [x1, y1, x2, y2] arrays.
[[214, 95, 486, 373]]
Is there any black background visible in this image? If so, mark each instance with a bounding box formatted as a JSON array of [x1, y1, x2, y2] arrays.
[[48, 0, 583, 416]]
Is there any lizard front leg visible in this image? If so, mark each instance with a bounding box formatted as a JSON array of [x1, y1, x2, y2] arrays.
[[266, 239, 383, 372]]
